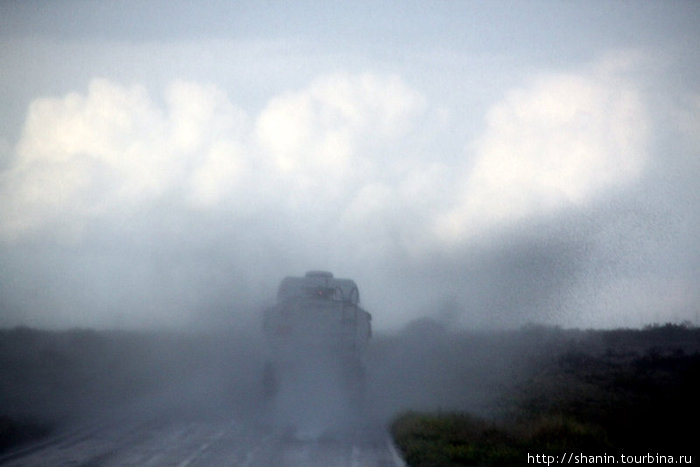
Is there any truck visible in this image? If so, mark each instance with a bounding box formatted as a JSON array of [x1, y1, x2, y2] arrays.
[[262, 271, 372, 419]]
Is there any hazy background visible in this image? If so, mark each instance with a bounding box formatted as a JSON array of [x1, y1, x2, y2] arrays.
[[1, 1, 698, 331]]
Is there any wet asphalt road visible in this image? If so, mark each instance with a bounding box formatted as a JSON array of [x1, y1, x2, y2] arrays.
[[0, 416, 405, 467]]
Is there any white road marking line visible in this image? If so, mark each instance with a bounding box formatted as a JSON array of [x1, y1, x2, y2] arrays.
[[175, 427, 228, 467]]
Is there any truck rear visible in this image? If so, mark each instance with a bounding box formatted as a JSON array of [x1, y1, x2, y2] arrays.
[[262, 271, 372, 432]]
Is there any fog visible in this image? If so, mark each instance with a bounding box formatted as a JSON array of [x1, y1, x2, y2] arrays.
[[1, 1, 699, 332], [0, 323, 557, 436]]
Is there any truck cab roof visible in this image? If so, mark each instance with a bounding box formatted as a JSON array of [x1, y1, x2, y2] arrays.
[[276, 271, 360, 305]]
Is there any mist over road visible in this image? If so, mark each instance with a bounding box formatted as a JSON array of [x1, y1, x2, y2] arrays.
[[0, 416, 404, 467], [0, 326, 412, 466], [0, 322, 534, 466]]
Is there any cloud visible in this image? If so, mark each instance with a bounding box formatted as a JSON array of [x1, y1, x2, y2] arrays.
[[2, 60, 650, 253], [435, 54, 650, 243], [0, 78, 251, 240], [254, 72, 426, 200], [3, 56, 697, 330], [0, 73, 427, 245], [0, 72, 433, 328], [673, 92, 700, 147]]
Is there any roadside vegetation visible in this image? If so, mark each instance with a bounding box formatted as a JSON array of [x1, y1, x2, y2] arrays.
[[390, 323, 700, 466]]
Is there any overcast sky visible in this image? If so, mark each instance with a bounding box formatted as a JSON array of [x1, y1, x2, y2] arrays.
[[1, 1, 698, 331]]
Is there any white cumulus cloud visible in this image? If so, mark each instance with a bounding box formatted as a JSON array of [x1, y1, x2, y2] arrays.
[[255, 72, 425, 180], [0, 78, 251, 240], [435, 55, 650, 243], [0, 73, 427, 245]]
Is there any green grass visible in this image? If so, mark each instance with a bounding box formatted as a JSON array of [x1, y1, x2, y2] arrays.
[[391, 412, 518, 466], [391, 324, 700, 466], [391, 412, 609, 466]]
